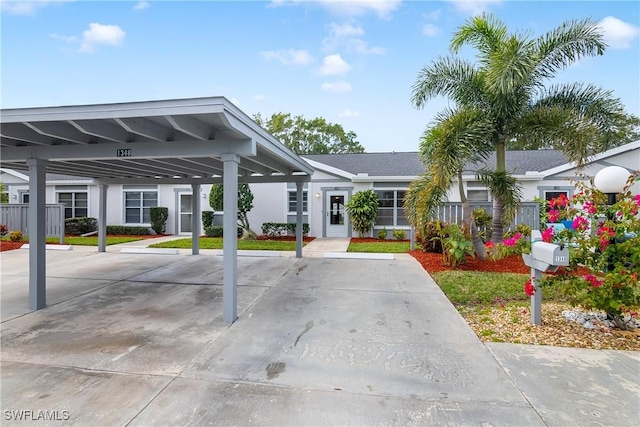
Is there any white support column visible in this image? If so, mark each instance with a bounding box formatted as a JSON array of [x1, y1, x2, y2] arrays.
[[222, 153, 239, 323], [531, 268, 542, 325], [27, 158, 47, 310], [295, 181, 303, 258], [191, 183, 201, 255], [98, 184, 108, 252]]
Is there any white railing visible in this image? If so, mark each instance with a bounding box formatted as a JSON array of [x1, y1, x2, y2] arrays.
[[0, 204, 65, 243], [434, 202, 541, 231]]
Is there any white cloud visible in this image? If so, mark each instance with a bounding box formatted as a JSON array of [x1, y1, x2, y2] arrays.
[[598, 16, 639, 50], [321, 81, 353, 93], [268, 0, 401, 19], [1, 0, 71, 16], [422, 24, 440, 37], [79, 23, 126, 53], [319, 54, 352, 75], [261, 49, 314, 65], [322, 22, 385, 55], [339, 108, 360, 117], [133, 1, 150, 11], [50, 33, 77, 43], [254, 94, 265, 101], [447, 0, 502, 15], [423, 9, 442, 21]]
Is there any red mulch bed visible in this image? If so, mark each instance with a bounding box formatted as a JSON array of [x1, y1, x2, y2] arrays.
[[409, 250, 530, 274], [0, 241, 25, 252]]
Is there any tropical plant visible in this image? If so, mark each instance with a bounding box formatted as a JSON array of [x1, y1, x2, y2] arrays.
[[9, 230, 23, 242], [209, 183, 257, 240], [344, 189, 379, 238], [440, 223, 475, 268], [0, 224, 7, 236], [377, 228, 388, 240], [392, 229, 406, 240], [149, 207, 168, 235], [410, 13, 635, 244]]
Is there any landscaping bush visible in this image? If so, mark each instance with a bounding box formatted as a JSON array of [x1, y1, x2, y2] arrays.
[[345, 189, 379, 238], [416, 220, 448, 253], [377, 228, 388, 240], [106, 225, 150, 235], [202, 211, 215, 228], [392, 229, 406, 240], [261, 222, 310, 237], [204, 225, 243, 238], [65, 217, 97, 235], [9, 230, 23, 242], [149, 207, 168, 235], [0, 224, 7, 236], [441, 223, 474, 268]]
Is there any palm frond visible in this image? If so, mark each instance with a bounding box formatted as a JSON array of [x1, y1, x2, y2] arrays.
[[477, 168, 523, 225], [450, 13, 508, 60]]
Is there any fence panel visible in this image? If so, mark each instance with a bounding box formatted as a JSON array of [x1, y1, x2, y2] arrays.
[[0, 204, 65, 243], [433, 202, 540, 231]]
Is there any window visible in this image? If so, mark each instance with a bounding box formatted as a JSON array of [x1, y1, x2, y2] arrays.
[[124, 190, 158, 224], [466, 181, 490, 202], [288, 191, 308, 213], [56, 187, 88, 219], [375, 189, 407, 227]]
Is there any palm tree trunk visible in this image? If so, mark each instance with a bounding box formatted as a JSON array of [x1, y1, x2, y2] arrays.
[[491, 136, 507, 244], [458, 172, 488, 260]]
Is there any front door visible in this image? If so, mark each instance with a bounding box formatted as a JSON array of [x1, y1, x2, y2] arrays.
[[179, 193, 192, 234], [325, 191, 348, 237]]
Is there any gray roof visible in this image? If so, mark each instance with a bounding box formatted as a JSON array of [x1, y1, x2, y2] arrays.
[[305, 150, 569, 177]]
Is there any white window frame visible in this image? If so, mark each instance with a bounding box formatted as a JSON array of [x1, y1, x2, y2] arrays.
[[123, 186, 159, 225], [374, 188, 408, 228], [466, 181, 491, 202], [287, 190, 308, 214], [55, 186, 88, 219]]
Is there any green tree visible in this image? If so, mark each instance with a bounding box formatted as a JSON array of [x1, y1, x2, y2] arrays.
[[410, 13, 634, 244], [345, 189, 379, 238], [209, 183, 256, 240], [254, 112, 365, 154], [0, 182, 8, 203]]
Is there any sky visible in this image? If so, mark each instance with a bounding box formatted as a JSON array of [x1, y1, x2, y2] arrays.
[[1, 0, 639, 153]]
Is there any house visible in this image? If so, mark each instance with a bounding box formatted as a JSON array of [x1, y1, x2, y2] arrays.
[[2, 141, 638, 238]]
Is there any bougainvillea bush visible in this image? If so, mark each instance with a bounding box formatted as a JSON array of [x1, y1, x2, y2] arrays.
[[537, 173, 640, 329]]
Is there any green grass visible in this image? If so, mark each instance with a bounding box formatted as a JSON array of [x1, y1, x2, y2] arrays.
[[347, 241, 410, 253], [2, 236, 146, 245], [150, 238, 303, 251], [432, 270, 569, 305]]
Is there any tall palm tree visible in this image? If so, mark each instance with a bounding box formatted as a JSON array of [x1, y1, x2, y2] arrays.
[[410, 13, 631, 243]]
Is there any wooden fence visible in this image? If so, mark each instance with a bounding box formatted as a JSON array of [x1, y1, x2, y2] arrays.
[[0, 204, 65, 243], [434, 202, 541, 231]]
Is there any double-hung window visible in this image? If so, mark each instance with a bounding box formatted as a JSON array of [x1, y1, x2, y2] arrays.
[[466, 181, 490, 202], [123, 185, 158, 224], [56, 186, 88, 219], [374, 183, 408, 227]]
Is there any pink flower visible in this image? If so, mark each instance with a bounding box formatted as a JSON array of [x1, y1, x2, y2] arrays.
[[548, 210, 560, 222], [485, 241, 494, 249], [585, 274, 603, 288], [542, 227, 554, 243], [635, 194, 640, 207], [572, 216, 588, 232], [583, 200, 597, 214], [513, 233, 523, 240], [597, 226, 615, 251], [503, 238, 516, 247], [524, 278, 535, 296]]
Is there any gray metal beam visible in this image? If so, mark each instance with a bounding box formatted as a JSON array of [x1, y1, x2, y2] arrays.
[[24, 121, 91, 144], [114, 117, 171, 142], [98, 184, 108, 252], [69, 119, 132, 143], [296, 181, 303, 258], [27, 158, 47, 310], [222, 153, 239, 323], [191, 183, 201, 255], [165, 115, 211, 140]]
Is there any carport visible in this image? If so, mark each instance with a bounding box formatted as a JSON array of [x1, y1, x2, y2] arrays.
[[0, 97, 313, 323]]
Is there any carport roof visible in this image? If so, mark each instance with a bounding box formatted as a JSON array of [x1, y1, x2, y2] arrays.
[[0, 97, 314, 184]]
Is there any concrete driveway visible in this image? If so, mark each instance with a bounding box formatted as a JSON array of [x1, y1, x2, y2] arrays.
[[1, 245, 638, 426]]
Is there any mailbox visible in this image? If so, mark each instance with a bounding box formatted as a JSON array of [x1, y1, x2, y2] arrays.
[[530, 242, 569, 267]]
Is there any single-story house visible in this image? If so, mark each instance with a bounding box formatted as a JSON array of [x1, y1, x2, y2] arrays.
[[2, 141, 638, 238]]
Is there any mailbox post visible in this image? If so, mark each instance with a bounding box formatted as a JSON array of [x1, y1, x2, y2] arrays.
[[522, 230, 570, 325]]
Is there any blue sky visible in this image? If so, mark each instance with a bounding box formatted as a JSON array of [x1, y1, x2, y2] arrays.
[[1, 0, 639, 152]]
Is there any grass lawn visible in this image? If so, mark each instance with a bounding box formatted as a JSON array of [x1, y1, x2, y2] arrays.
[[347, 241, 410, 253], [432, 270, 568, 305], [150, 237, 303, 251]]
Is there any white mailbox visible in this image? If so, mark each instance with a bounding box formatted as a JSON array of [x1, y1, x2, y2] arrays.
[[530, 242, 569, 267]]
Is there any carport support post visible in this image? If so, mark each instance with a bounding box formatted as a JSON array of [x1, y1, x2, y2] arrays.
[[27, 158, 47, 310], [222, 154, 239, 323], [191, 183, 201, 255], [98, 184, 108, 252], [295, 181, 303, 258]]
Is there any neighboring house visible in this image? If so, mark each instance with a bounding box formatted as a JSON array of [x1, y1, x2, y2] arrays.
[[2, 141, 638, 238]]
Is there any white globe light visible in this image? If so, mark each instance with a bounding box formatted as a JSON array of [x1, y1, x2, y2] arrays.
[[594, 166, 631, 194]]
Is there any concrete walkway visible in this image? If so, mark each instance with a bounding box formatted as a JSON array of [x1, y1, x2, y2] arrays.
[[1, 243, 638, 426]]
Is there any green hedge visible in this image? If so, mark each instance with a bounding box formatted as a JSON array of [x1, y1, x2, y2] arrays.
[[261, 222, 309, 237], [202, 211, 215, 228], [150, 207, 168, 234], [65, 217, 98, 235], [204, 225, 243, 238]]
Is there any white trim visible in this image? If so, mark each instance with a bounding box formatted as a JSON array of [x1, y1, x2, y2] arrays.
[[303, 158, 354, 180], [538, 140, 640, 177], [0, 168, 29, 181]]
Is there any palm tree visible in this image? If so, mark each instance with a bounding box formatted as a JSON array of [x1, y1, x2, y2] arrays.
[[409, 13, 631, 244]]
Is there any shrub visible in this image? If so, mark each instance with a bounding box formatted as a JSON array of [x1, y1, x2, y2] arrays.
[[344, 189, 379, 238], [106, 225, 150, 235], [377, 228, 388, 240], [9, 230, 23, 242], [0, 224, 7, 236], [65, 217, 98, 235], [261, 222, 310, 237], [441, 223, 474, 268], [392, 229, 406, 240], [472, 208, 492, 242], [204, 225, 243, 238], [416, 220, 448, 253], [149, 207, 168, 235], [202, 211, 215, 228]]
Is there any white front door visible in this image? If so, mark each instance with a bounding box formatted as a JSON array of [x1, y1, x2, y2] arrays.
[[325, 191, 348, 237], [179, 193, 193, 234]]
